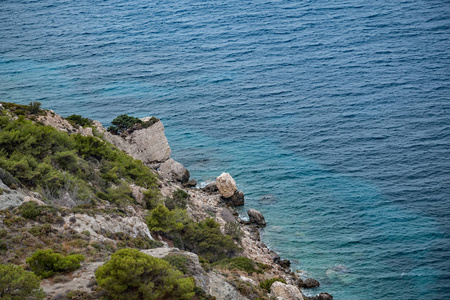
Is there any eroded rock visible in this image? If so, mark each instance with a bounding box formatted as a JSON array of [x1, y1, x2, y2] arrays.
[[247, 209, 266, 226], [303, 278, 320, 288], [159, 158, 190, 183], [97, 120, 171, 164], [271, 281, 304, 300], [216, 173, 237, 198], [229, 190, 245, 206]]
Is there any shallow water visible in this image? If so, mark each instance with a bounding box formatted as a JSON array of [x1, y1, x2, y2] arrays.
[[1, 0, 450, 298]]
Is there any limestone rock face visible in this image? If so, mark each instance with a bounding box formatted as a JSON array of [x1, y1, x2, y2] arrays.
[[37, 110, 76, 133], [63, 213, 153, 242], [159, 158, 190, 183], [247, 209, 266, 226], [98, 120, 171, 164], [207, 271, 249, 300], [216, 173, 237, 198], [0, 179, 25, 209], [271, 281, 304, 300]]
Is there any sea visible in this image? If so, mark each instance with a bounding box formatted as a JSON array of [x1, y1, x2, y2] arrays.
[[1, 0, 449, 299]]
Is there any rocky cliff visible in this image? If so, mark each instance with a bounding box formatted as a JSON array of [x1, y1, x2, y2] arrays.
[[0, 103, 331, 300]]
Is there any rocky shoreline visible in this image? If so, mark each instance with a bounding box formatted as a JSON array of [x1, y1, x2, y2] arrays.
[[0, 103, 332, 300]]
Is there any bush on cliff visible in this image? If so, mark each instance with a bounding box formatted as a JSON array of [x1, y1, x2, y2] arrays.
[[95, 248, 195, 300], [0, 115, 158, 205], [146, 204, 184, 233], [26, 249, 85, 278], [259, 277, 286, 292], [107, 114, 142, 135], [0, 263, 45, 300], [65, 114, 92, 127], [182, 218, 239, 262]]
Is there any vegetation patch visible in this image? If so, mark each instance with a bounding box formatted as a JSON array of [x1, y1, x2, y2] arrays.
[[0, 263, 45, 300], [259, 277, 286, 293], [65, 114, 93, 127], [95, 248, 195, 300], [212, 257, 268, 275], [26, 249, 85, 278]]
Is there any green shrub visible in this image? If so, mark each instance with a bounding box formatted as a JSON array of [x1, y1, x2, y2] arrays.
[[65, 115, 93, 127], [29, 224, 53, 237], [143, 188, 162, 210], [146, 204, 184, 233], [0, 263, 45, 300], [28, 102, 42, 115], [0, 167, 20, 188], [18, 202, 59, 223], [104, 183, 134, 207], [182, 218, 239, 262], [224, 221, 244, 242], [95, 248, 195, 300], [107, 115, 142, 135], [212, 257, 267, 275], [163, 254, 188, 274], [166, 189, 189, 210], [259, 277, 286, 292], [26, 249, 85, 278]]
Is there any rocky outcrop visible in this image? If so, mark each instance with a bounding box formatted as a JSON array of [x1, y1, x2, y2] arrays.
[[201, 182, 219, 194], [41, 262, 103, 298], [271, 281, 304, 300], [63, 212, 153, 242], [0, 179, 25, 209], [96, 119, 171, 164], [37, 110, 76, 134], [307, 293, 333, 300], [159, 158, 190, 183], [141, 248, 204, 277], [229, 190, 245, 206], [303, 278, 320, 288], [183, 179, 197, 188], [139, 248, 249, 300], [248, 209, 266, 226], [216, 173, 237, 198]]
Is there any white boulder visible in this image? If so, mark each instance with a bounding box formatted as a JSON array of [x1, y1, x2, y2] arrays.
[[216, 173, 237, 198]]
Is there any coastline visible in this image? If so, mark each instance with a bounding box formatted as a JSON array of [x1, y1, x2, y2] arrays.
[[0, 103, 331, 299]]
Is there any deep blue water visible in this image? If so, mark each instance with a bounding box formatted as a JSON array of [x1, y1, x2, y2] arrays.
[[1, 0, 450, 298]]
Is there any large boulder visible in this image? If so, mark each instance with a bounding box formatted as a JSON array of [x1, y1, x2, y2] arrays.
[[303, 278, 320, 288], [159, 159, 190, 183], [247, 209, 266, 226], [97, 119, 171, 164], [229, 190, 245, 206], [216, 173, 237, 198], [271, 281, 304, 300]]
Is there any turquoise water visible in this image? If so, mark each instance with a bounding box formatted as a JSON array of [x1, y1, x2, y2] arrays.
[[1, 0, 450, 298]]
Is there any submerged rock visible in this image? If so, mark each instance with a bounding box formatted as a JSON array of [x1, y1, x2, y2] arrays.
[[271, 281, 304, 300], [216, 173, 237, 198], [159, 158, 190, 183], [247, 209, 266, 226], [307, 293, 333, 300], [303, 278, 320, 288]]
